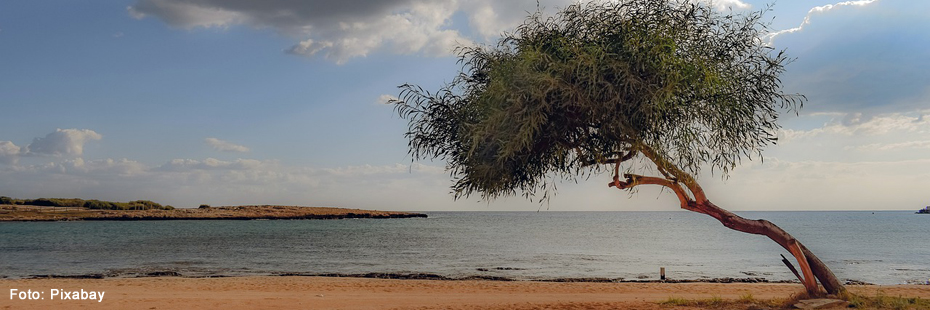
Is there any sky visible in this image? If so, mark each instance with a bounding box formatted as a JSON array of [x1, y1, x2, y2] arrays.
[[1, 0, 928, 211]]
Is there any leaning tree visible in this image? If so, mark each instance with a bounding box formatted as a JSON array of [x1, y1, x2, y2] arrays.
[[391, 0, 842, 295]]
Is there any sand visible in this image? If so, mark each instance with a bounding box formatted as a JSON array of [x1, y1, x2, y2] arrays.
[[2, 276, 928, 309]]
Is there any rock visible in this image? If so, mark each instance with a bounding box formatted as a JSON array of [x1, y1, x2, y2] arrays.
[[145, 271, 182, 277], [794, 298, 848, 309]]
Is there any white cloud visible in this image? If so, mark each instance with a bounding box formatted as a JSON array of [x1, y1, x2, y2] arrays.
[[766, 0, 878, 45], [285, 3, 470, 63], [853, 140, 930, 152], [158, 157, 267, 172], [696, 0, 750, 11], [377, 94, 398, 105], [49, 158, 149, 177], [323, 163, 444, 177], [24, 128, 102, 157], [779, 113, 930, 143], [0, 141, 22, 165], [205, 137, 250, 153]]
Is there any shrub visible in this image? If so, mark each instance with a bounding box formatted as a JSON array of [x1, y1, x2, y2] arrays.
[[128, 200, 165, 210], [5, 196, 173, 210], [27, 198, 85, 208], [199, 204, 211, 209], [83, 200, 120, 210]]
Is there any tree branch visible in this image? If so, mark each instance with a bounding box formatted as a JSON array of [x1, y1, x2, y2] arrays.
[[581, 150, 636, 167], [638, 144, 708, 203], [609, 174, 696, 211]]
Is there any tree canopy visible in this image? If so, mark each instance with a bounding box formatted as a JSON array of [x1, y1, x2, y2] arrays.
[[394, 0, 803, 201]]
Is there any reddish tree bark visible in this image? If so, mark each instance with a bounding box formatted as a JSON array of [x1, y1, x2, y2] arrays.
[[608, 148, 845, 295]]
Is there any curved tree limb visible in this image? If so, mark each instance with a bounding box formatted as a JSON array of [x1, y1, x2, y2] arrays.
[[609, 174, 697, 212], [638, 145, 708, 202], [692, 200, 842, 295], [606, 158, 843, 295]]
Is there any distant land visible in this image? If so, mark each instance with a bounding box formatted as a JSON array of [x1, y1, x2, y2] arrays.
[[0, 197, 427, 221]]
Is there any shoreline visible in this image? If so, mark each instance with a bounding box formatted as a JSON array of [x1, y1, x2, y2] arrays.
[[3, 275, 927, 310], [12, 271, 884, 286]]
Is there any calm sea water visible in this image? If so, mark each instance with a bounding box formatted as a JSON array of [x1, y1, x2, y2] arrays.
[[0, 211, 927, 284]]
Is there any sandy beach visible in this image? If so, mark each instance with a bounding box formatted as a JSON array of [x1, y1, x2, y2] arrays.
[[3, 276, 928, 309]]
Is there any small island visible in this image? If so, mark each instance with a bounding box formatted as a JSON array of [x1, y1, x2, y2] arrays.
[[918, 206, 930, 214], [0, 196, 426, 221]]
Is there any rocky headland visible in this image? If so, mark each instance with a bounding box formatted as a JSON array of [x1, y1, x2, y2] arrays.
[[0, 205, 427, 221]]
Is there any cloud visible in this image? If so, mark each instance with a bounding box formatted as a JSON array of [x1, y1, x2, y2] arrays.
[[853, 140, 930, 152], [24, 129, 102, 157], [0, 141, 21, 165], [204, 137, 250, 153], [128, 0, 749, 64], [696, 0, 750, 11], [778, 113, 930, 143], [45, 158, 149, 177], [377, 94, 398, 105], [158, 158, 266, 171], [763, 112, 930, 185], [2, 129, 102, 164], [285, 2, 469, 63], [323, 163, 444, 177], [766, 0, 878, 45], [129, 0, 471, 64]]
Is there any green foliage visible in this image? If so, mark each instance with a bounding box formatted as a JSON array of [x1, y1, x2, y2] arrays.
[[82, 199, 122, 210], [127, 200, 165, 210], [3, 196, 172, 210], [29, 198, 85, 208], [393, 0, 803, 201], [199, 204, 211, 209]]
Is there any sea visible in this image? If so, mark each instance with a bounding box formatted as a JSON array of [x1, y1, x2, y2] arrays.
[[1, 211, 928, 285]]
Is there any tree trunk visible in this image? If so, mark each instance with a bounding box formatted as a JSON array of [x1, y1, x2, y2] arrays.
[[691, 200, 845, 295]]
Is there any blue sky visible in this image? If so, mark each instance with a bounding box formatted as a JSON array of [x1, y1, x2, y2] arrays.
[[1, 0, 928, 211]]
